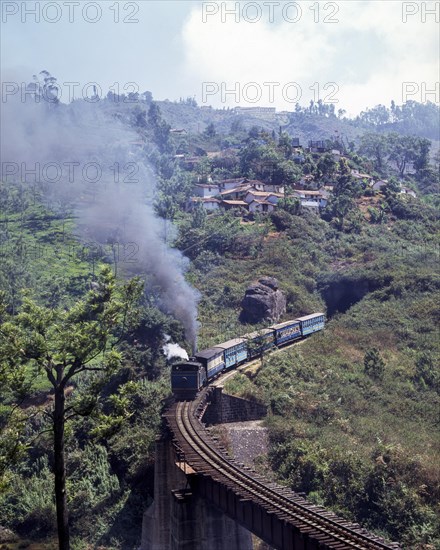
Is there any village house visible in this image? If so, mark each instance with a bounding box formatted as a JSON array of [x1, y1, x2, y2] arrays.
[[308, 140, 329, 153], [193, 183, 221, 198], [189, 197, 220, 211], [242, 179, 266, 191], [263, 183, 285, 194], [218, 178, 248, 191], [220, 199, 248, 211], [244, 190, 283, 205], [351, 169, 373, 181], [331, 149, 342, 161], [292, 189, 328, 209], [400, 186, 417, 198], [248, 200, 275, 214], [190, 177, 285, 214], [219, 185, 253, 201]]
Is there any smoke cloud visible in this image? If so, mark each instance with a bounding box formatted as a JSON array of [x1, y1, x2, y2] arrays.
[[0, 70, 200, 347], [162, 335, 189, 361]]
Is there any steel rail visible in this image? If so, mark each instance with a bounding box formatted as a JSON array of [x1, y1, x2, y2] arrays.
[[169, 398, 400, 550]]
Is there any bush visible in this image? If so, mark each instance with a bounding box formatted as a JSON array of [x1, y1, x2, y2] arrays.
[[413, 352, 439, 391], [0, 457, 56, 538], [363, 348, 385, 380], [270, 210, 294, 231]]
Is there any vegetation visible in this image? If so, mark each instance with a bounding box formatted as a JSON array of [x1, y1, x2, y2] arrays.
[[0, 88, 438, 549], [1, 268, 142, 549], [0, 182, 175, 549]]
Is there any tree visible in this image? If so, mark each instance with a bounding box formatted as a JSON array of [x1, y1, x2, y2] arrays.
[[0, 267, 142, 550], [278, 197, 300, 216], [204, 122, 216, 138], [317, 153, 337, 180], [359, 104, 389, 127], [278, 132, 293, 159], [358, 133, 389, 174], [147, 103, 171, 153]]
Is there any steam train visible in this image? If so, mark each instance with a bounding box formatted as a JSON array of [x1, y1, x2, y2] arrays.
[[171, 313, 325, 399]]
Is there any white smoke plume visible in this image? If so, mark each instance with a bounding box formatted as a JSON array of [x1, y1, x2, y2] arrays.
[[162, 335, 189, 361], [0, 70, 200, 347]]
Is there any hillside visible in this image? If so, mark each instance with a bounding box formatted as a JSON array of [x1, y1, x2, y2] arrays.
[[0, 90, 439, 549], [156, 98, 440, 147]]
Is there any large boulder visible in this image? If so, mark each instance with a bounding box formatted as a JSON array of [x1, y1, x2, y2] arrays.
[[240, 277, 286, 324]]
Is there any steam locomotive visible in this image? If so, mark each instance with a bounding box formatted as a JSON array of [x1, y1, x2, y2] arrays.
[[171, 313, 325, 399]]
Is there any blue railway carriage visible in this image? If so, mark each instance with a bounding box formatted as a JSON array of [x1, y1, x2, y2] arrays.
[[215, 338, 248, 369], [272, 319, 301, 346], [297, 313, 325, 336], [244, 328, 276, 358], [194, 347, 226, 380], [171, 361, 206, 399]]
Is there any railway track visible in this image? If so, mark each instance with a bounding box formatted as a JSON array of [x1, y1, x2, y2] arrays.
[[165, 392, 401, 550]]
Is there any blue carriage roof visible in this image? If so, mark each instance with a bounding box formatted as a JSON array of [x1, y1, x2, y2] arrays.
[[270, 319, 301, 330], [295, 313, 325, 322], [242, 328, 274, 340], [215, 338, 246, 350]]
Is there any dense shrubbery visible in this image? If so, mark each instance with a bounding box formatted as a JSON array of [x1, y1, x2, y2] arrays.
[[0, 183, 179, 549]]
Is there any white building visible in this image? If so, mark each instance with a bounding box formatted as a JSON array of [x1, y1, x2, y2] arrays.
[[193, 184, 221, 198], [244, 190, 283, 205], [400, 186, 417, 198], [292, 189, 328, 209], [263, 183, 285, 194], [218, 178, 248, 191], [189, 197, 220, 211]]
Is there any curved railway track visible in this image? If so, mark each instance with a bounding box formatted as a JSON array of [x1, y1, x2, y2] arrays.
[[165, 393, 400, 550]]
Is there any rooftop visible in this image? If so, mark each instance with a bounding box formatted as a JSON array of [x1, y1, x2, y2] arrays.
[[294, 190, 322, 196], [222, 200, 248, 206], [242, 328, 274, 339], [214, 338, 246, 350], [296, 313, 325, 322], [271, 319, 300, 330], [219, 185, 253, 195]]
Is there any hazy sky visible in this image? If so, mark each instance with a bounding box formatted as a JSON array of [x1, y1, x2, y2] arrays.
[[1, 0, 439, 115]]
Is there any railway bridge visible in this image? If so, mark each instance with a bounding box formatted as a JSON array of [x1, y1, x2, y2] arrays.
[[141, 384, 401, 550]]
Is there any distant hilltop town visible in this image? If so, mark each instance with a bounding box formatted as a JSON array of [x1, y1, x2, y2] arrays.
[[178, 138, 417, 217]]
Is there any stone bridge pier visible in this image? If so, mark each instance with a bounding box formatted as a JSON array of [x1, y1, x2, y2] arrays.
[[141, 437, 253, 550]]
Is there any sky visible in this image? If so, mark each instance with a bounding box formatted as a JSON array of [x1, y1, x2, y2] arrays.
[[1, 0, 439, 115]]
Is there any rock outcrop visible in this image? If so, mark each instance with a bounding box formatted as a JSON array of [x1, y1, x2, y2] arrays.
[[240, 277, 286, 324]]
